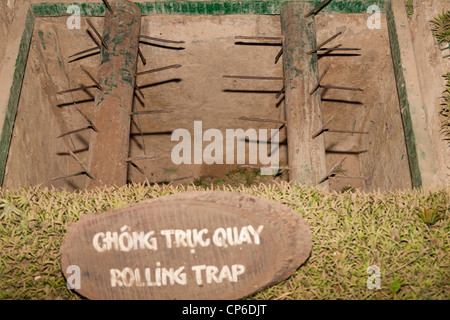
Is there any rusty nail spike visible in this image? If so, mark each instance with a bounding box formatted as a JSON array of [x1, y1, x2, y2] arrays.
[[326, 130, 369, 134], [57, 126, 92, 138], [319, 156, 347, 184], [275, 48, 283, 64], [131, 110, 172, 115], [135, 64, 182, 77], [276, 87, 285, 99], [239, 116, 286, 124], [310, 64, 331, 95], [307, 31, 342, 55], [319, 85, 363, 91], [57, 85, 98, 95], [131, 118, 146, 155], [80, 65, 103, 91], [86, 18, 109, 50], [68, 46, 100, 59], [334, 175, 368, 180], [65, 147, 94, 180], [223, 75, 284, 81], [312, 116, 335, 139], [134, 84, 145, 99], [102, 0, 113, 13], [240, 164, 290, 170], [76, 106, 99, 132], [127, 154, 170, 161], [139, 35, 185, 44], [304, 0, 334, 18], [138, 48, 147, 66], [235, 36, 282, 41], [129, 161, 145, 175], [319, 47, 361, 51], [51, 171, 90, 181]]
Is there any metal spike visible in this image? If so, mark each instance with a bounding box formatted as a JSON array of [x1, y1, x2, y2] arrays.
[[318, 47, 361, 51], [223, 75, 284, 81], [131, 117, 146, 155], [86, 18, 109, 50], [334, 175, 368, 180], [57, 126, 92, 138], [134, 83, 145, 99], [240, 164, 290, 170], [138, 48, 147, 66], [235, 36, 282, 41], [276, 87, 285, 99], [310, 64, 331, 95], [68, 49, 101, 63], [135, 64, 182, 77], [65, 146, 94, 180], [239, 116, 286, 124], [128, 161, 146, 176], [319, 157, 347, 184], [102, 0, 113, 13], [326, 129, 369, 134], [68, 46, 100, 59], [131, 110, 173, 115], [319, 85, 363, 91], [274, 48, 283, 64], [139, 35, 185, 45], [57, 85, 98, 95], [51, 171, 90, 182], [312, 116, 335, 139], [80, 65, 103, 91], [75, 106, 99, 132], [304, 0, 333, 18], [86, 28, 101, 48], [127, 154, 170, 162], [307, 31, 342, 55]]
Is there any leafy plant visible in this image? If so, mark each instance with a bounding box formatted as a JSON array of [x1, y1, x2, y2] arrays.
[[417, 191, 448, 225], [418, 208, 443, 225], [439, 73, 450, 142], [431, 11, 450, 44], [341, 186, 356, 193], [405, 0, 414, 20], [390, 276, 404, 294]]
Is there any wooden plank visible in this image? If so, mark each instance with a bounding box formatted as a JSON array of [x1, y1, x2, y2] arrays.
[[61, 192, 312, 300], [281, 3, 328, 188], [86, 0, 141, 188]]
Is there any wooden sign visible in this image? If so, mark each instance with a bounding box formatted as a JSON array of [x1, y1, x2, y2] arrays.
[[61, 191, 312, 299]]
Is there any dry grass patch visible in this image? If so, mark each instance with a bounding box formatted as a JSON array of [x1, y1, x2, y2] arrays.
[[0, 183, 448, 300]]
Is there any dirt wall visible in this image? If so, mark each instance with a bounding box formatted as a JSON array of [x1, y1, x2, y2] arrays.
[[316, 13, 412, 192], [407, 0, 450, 187]]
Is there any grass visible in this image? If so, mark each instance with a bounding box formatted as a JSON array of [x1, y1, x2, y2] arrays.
[[405, 0, 414, 20], [0, 183, 448, 300], [439, 73, 450, 142], [431, 10, 450, 44], [430, 11, 450, 142], [192, 167, 288, 188]]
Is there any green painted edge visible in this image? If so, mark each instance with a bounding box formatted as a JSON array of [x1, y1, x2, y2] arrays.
[[385, 1, 422, 188], [0, 8, 35, 186], [32, 1, 387, 16]]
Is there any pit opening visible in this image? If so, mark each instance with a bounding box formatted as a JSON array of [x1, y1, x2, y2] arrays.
[[1, 2, 413, 192]]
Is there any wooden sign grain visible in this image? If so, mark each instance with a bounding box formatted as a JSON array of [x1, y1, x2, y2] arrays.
[[60, 191, 312, 300]]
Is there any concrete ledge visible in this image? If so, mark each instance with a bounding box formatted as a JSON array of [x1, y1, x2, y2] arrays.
[[386, 0, 437, 189], [30, 1, 387, 16], [0, 5, 34, 185]]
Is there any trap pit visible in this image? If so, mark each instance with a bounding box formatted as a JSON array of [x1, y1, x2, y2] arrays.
[[0, 2, 415, 192]]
